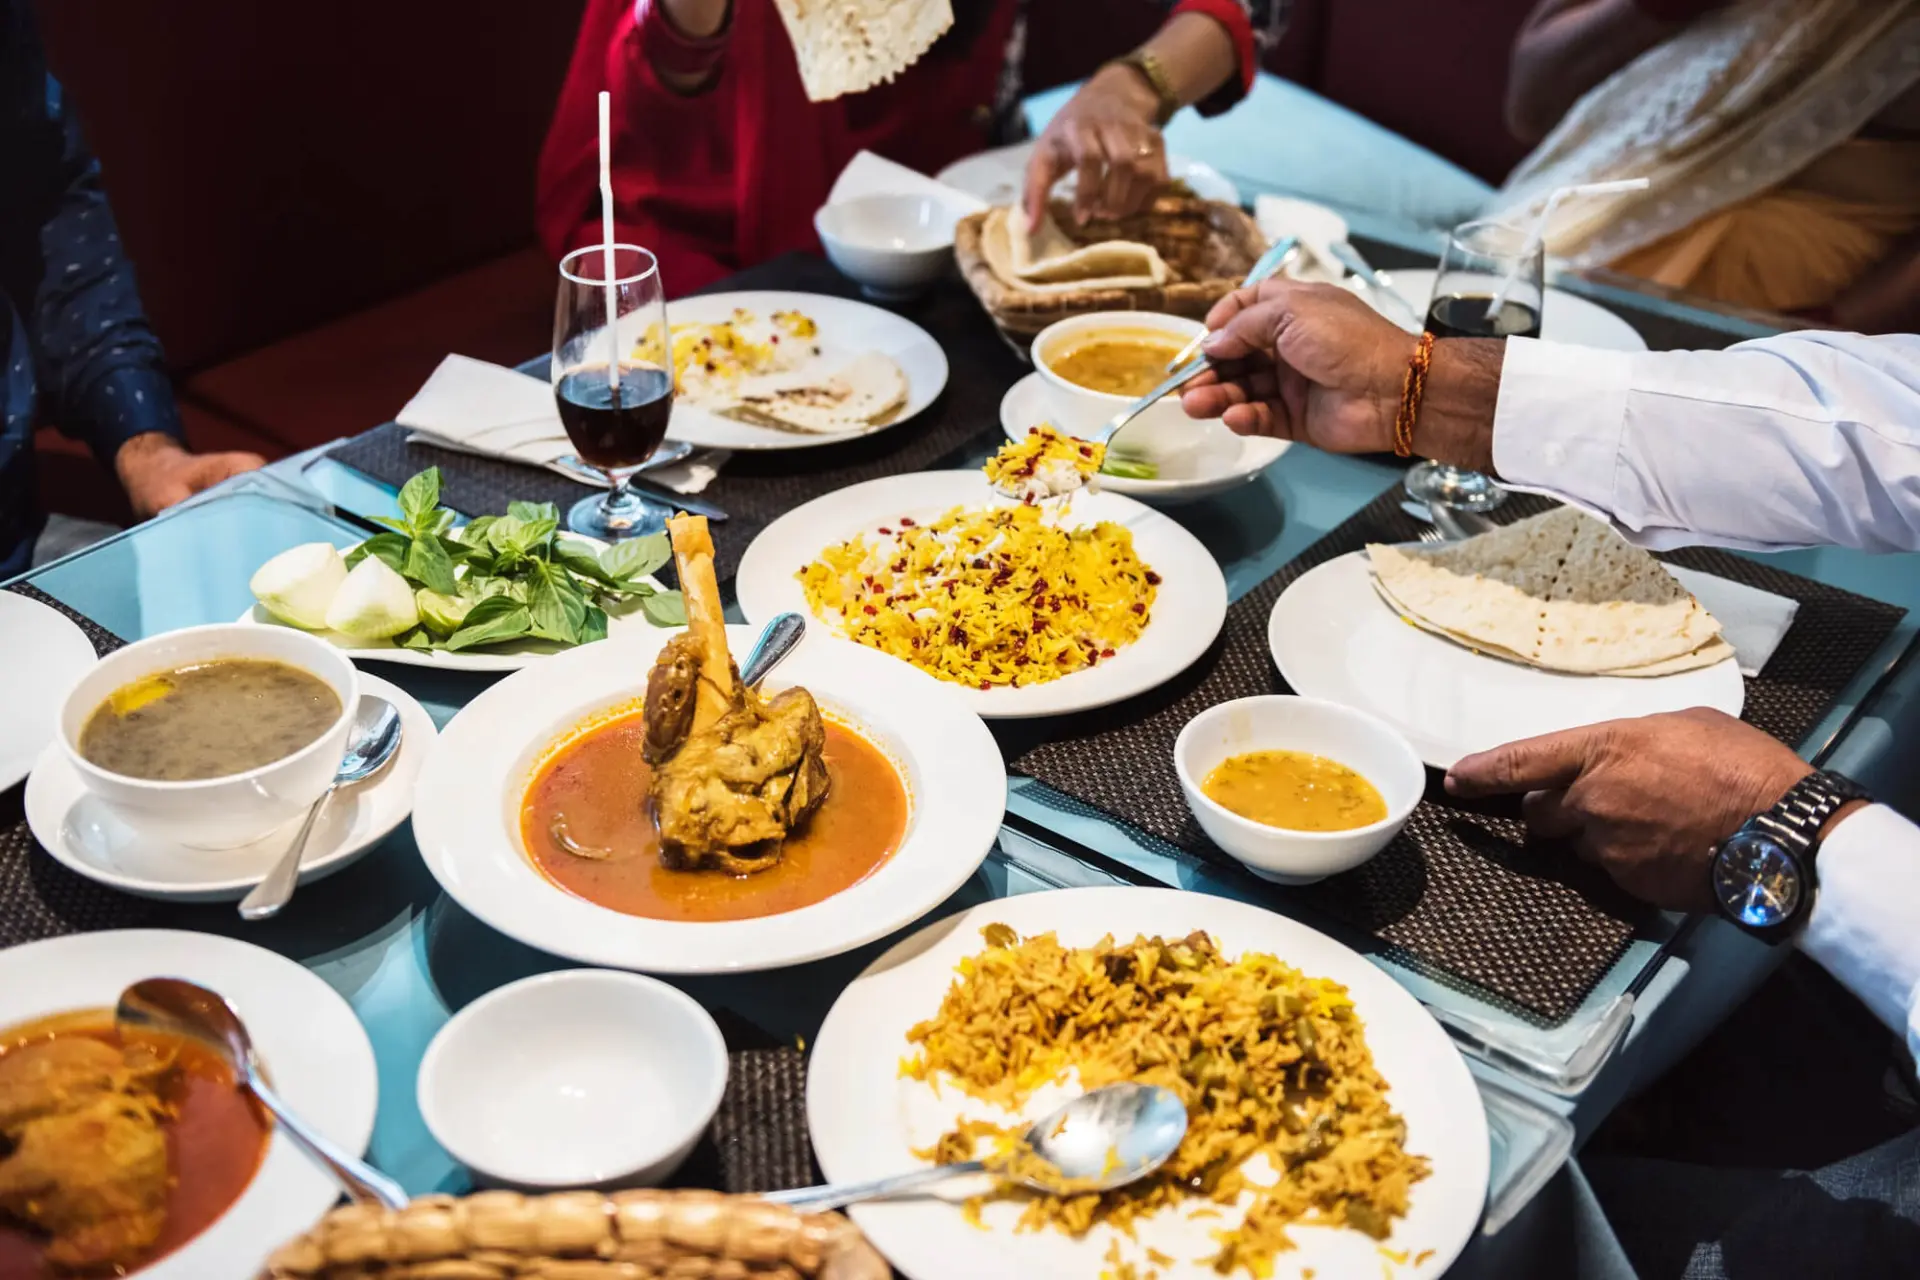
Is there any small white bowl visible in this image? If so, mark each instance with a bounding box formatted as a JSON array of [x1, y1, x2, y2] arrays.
[[56, 623, 358, 850], [1029, 311, 1206, 452], [814, 193, 964, 300], [1174, 696, 1425, 884], [418, 969, 729, 1190]]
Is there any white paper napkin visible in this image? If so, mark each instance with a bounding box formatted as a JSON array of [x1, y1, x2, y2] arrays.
[[397, 355, 725, 494], [1669, 566, 1800, 677], [1254, 194, 1352, 284], [827, 150, 987, 213]]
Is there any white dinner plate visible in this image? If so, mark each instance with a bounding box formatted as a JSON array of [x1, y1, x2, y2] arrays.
[[0, 592, 98, 791], [1000, 372, 1287, 503], [660, 291, 948, 452], [236, 533, 671, 672], [0, 929, 379, 1280], [936, 144, 1242, 207], [1361, 268, 1649, 352], [807, 887, 1489, 1280], [1268, 551, 1745, 769], [734, 471, 1228, 719], [411, 626, 1004, 974], [25, 673, 435, 901]]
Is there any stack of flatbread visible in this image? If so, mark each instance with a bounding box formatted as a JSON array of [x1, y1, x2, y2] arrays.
[[725, 352, 908, 435], [772, 0, 954, 102], [978, 205, 1171, 295], [1365, 508, 1733, 677]]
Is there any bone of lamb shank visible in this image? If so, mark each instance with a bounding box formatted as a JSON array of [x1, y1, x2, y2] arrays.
[[642, 514, 830, 874]]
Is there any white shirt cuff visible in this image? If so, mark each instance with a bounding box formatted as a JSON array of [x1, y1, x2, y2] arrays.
[[1490, 337, 1637, 528], [1799, 803, 1920, 1061]]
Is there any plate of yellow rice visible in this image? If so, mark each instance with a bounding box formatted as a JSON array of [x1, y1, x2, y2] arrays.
[[805, 887, 1488, 1280], [735, 471, 1228, 718]]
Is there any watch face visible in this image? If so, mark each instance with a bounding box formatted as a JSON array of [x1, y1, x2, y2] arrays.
[[1713, 830, 1804, 929]]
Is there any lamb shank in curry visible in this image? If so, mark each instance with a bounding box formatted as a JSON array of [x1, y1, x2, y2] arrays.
[[641, 515, 830, 874]]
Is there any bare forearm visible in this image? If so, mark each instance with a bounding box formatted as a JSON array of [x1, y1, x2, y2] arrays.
[[1506, 0, 1675, 144], [1411, 339, 1505, 471], [1136, 10, 1241, 107]]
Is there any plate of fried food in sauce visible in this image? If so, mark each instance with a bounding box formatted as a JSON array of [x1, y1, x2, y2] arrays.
[[0, 929, 377, 1280], [734, 471, 1228, 719], [805, 887, 1489, 1280], [411, 513, 1006, 974]]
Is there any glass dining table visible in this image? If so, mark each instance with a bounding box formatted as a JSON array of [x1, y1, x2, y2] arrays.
[[11, 186, 1919, 1278]]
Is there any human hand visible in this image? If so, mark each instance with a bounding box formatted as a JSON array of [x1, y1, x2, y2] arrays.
[[1177, 279, 1412, 453], [1444, 709, 1812, 911], [1022, 63, 1168, 226], [115, 432, 267, 519]]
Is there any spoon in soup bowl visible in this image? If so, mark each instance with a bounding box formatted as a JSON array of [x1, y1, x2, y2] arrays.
[[115, 978, 408, 1210], [238, 696, 402, 922]]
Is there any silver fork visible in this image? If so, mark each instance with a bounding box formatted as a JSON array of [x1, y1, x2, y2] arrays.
[[1092, 352, 1214, 459], [1417, 525, 1446, 545]]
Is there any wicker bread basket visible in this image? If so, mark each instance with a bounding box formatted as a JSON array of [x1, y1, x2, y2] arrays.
[[955, 193, 1267, 338], [260, 1190, 890, 1280]]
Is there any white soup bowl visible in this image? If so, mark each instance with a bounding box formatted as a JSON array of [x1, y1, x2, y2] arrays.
[[1028, 311, 1210, 460], [814, 193, 965, 300]]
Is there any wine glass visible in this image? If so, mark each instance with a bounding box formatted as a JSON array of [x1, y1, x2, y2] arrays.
[[1403, 218, 1543, 514], [552, 244, 674, 540]]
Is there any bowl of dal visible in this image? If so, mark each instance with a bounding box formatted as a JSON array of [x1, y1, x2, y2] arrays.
[[1174, 696, 1424, 883], [1030, 311, 1206, 455], [57, 623, 359, 849]]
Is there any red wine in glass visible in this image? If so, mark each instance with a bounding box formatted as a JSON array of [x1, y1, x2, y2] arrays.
[[555, 365, 674, 469], [1424, 294, 1543, 341]]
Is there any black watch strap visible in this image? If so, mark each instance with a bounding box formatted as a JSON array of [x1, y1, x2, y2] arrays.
[[1749, 770, 1872, 863]]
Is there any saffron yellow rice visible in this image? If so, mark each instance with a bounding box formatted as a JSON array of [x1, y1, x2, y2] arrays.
[[902, 927, 1429, 1278]]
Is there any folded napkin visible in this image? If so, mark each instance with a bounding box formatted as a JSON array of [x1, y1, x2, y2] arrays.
[[1668, 566, 1800, 678], [397, 355, 724, 495], [827, 149, 986, 213], [1254, 195, 1351, 284]]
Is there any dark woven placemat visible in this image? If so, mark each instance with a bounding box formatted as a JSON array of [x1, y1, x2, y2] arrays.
[[665, 1012, 818, 1195], [0, 584, 156, 947], [326, 254, 1019, 581], [1011, 488, 1907, 1022]]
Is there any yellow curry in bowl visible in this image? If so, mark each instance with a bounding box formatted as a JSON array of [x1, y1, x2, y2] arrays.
[[1201, 749, 1388, 832], [1045, 330, 1188, 398]]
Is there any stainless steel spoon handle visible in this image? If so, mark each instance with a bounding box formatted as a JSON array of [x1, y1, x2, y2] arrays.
[[1098, 352, 1213, 447], [246, 1063, 409, 1209], [764, 1160, 986, 1213], [238, 784, 336, 922], [741, 613, 806, 687]]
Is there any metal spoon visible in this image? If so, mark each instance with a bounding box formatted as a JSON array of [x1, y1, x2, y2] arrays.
[[763, 1082, 1187, 1213], [238, 697, 402, 922], [740, 613, 805, 687], [116, 978, 409, 1210], [1163, 235, 1302, 372]]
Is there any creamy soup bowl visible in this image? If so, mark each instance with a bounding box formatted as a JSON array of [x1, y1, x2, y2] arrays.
[[1029, 311, 1208, 455], [1175, 696, 1424, 884], [57, 623, 359, 849]]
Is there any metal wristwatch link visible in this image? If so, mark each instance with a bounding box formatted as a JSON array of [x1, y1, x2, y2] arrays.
[[1708, 770, 1871, 944], [1112, 51, 1182, 127]]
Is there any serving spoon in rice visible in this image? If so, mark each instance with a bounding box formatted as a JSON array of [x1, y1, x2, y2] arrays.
[[763, 1082, 1188, 1213]]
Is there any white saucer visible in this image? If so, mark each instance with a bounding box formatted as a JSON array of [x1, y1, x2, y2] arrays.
[[0, 593, 98, 791], [24, 672, 436, 901], [1000, 372, 1287, 503]]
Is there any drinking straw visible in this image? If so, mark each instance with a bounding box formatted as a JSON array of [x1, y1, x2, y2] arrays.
[[597, 90, 621, 398], [1484, 177, 1651, 321]]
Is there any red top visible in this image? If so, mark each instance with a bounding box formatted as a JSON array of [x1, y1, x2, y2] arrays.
[[537, 0, 1258, 297]]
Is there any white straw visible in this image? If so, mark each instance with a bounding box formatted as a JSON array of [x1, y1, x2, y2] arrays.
[[1484, 177, 1651, 321], [597, 91, 621, 397]]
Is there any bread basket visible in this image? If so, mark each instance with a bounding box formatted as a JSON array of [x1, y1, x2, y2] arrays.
[[260, 1190, 890, 1279], [954, 193, 1267, 339]]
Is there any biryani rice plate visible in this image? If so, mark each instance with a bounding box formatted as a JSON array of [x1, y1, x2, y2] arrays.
[[901, 926, 1430, 1279], [797, 502, 1159, 691]]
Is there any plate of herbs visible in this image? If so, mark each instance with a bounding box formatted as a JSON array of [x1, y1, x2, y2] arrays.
[[239, 468, 687, 671]]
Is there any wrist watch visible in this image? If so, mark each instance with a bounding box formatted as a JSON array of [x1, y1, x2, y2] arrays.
[[1709, 770, 1871, 944], [1111, 51, 1182, 127]]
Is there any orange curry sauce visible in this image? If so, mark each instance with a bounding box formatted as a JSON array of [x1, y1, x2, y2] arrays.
[[521, 711, 909, 922], [0, 1011, 271, 1280]]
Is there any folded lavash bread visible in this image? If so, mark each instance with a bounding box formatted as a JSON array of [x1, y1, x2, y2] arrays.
[[724, 352, 908, 434], [978, 206, 1170, 295], [772, 0, 954, 103], [1365, 507, 1729, 676]]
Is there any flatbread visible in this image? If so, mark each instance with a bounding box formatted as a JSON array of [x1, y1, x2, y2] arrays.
[[1365, 508, 1726, 676], [771, 0, 953, 103], [725, 352, 907, 435], [978, 207, 1169, 295]]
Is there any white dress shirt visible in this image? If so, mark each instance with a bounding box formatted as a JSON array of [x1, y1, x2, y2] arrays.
[[1491, 330, 1920, 1058]]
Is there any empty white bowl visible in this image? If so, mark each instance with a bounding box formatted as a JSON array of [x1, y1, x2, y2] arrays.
[[1029, 311, 1206, 448], [56, 623, 358, 849], [418, 969, 728, 1189], [1174, 696, 1425, 884], [814, 193, 964, 300]]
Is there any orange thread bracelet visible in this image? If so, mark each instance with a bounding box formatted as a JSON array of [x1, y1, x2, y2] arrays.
[[1394, 332, 1435, 458]]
